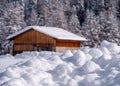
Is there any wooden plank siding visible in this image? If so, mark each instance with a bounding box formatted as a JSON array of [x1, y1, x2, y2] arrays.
[[14, 29, 56, 44], [56, 47, 80, 52], [14, 29, 36, 44], [56, 40, 80, 47], [13, 29, 56, 53], [55, 40, 80, 52], [14, 44, 33, 51]]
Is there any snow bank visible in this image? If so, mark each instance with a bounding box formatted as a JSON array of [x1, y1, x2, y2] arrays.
[[0, 41, 120, 86]]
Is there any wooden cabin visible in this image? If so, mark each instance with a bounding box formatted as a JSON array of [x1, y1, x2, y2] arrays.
[[6, 26, 87, 55]]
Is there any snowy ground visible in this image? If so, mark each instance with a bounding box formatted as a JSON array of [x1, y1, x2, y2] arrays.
[[0, 55, 25, 71], [0, 40, 120, 86]]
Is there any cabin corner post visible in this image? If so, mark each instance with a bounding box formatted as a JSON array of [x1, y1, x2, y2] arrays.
[[12, 40, 15, 55]]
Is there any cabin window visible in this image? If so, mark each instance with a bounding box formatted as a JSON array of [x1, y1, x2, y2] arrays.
[[33, 44, 55, 51], [40, 46, 53, 51], [41, 46, 49, 51], [39, 44, 52, 51]]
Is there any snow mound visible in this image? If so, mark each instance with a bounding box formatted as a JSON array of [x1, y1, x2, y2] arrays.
[[88, 48, 103, 59], [82, 61, 101, 73], [100, 40, 120, 54], [0, 41, 120, 86], [72, 50, 88, 67]]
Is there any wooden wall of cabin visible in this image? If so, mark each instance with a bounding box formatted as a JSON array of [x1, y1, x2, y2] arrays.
[[56, 40, 80, 52], [13, 29, 56, 54], [56, 40, 80, 47]]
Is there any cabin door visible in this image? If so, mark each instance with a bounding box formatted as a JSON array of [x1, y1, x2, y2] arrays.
[[33, 44, 38, 51]]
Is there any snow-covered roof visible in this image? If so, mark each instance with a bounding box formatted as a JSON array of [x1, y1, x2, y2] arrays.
[[6, 26, 87, 41]]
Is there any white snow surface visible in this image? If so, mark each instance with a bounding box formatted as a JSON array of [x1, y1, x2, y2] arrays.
[[6, 26, 87, 41], [0, 40, 120, 86]]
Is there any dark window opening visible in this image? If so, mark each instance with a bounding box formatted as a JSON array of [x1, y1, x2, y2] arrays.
[[33, 44, 55, 51]]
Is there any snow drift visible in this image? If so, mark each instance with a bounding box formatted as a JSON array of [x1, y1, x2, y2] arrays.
[[0, 40, 120, 86]]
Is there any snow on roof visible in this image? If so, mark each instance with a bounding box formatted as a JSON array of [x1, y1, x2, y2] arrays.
[[6, 26, 87, 41]]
